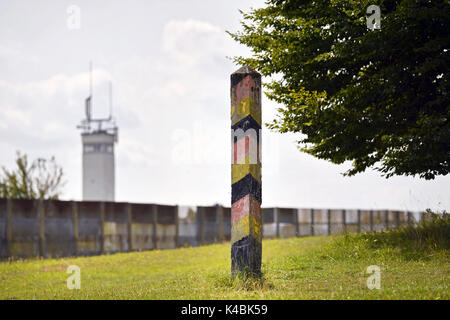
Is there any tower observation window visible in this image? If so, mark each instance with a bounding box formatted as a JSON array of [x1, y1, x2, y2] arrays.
[[84, 143, 113, 154]]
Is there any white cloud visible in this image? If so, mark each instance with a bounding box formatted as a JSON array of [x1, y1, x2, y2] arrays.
[[162, 19, 226, 67]]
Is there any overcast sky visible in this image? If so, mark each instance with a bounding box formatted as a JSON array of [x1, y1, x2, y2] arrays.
[[0, 0, 448, 211]]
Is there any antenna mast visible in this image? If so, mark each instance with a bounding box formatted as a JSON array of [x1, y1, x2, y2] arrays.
[[109, 81, 113, 120], [89, 61, 93, 99], [77, 62, 118, 142]]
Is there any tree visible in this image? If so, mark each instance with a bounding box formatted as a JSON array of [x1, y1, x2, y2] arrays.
[[0, 152, 65, 199], [229, 0, 449, 179]]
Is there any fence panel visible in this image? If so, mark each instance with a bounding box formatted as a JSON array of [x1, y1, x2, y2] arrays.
[[130, 203, 154, 251], [344, 209, 359, 233], [103, 202, 128, 253], [329, 209, 344, 234], [156, 205, 177, 249], [10, 199, 40, 258], [222, 207, 231, 241], [77, 201, 102, 256], [44, 200, 74, 258], [262, 208, 276, 238], [371, 210, 385, 231], [201, 206, 222, 245], [278, 208, 297, 238], [178, 206, 197, 247], [298, 209, 312, 236], [312, 209, 328, 236], [360, 210, 371, 232]]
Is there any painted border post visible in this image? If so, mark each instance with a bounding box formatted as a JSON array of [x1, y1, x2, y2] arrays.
[[231, 66, 262, 278]]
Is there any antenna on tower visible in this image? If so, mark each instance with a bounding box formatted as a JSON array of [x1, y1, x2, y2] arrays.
[[109, 81, 113, 120], [77, 61, 118, 142], [89, 61, 93, 97], [85, 61, 93, 121]]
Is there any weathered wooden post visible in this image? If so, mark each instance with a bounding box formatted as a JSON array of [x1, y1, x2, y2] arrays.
[[231, 66, 262, 277]]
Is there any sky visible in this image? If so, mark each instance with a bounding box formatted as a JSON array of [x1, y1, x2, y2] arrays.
[[0, 0, 448, 212]]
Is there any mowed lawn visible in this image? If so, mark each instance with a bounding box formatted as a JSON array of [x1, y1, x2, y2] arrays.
[[0, 218, 449, 300]]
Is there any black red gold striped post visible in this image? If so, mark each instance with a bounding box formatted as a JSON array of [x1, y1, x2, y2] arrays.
[[230, 66, 262, 278]]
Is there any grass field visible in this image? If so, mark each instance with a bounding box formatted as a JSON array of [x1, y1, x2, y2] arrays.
[[1, 217, 449, 300]]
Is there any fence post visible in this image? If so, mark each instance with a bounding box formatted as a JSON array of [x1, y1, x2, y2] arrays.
[[274, 208, 280, 238], [100, 202, 105, 255], [6, 198, 12, 258], [197, 207, 204, 246], [38, 199, 46, 258], [230, 65, 262, 277], [127, 203, 133, 252], [327, 209, 331, 235], [357, 209, 361, 233], [311, 209, 315, 236], [217, 204, 223, 242], [407, 211, 412, 227], [72, 201, 79, 257], [369, 210, 374, 232], [152, 205, 158, 250], [384, 210, 389, 230], [395, 211, 400, 229], [175, 205, 180, 248], [294, 209, 299, 237], [342, 209, 346, 233]]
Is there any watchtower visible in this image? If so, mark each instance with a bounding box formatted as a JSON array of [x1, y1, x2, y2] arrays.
[[77, 63, 118, 201]]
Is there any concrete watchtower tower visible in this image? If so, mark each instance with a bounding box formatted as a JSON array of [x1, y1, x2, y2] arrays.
[[77, 63, 118, 201]]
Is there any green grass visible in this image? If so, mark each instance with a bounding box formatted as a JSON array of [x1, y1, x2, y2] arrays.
[[1, 216, 449, 300]]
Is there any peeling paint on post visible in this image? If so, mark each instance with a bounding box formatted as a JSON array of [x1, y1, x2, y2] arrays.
[[231, 66, 262, 278]]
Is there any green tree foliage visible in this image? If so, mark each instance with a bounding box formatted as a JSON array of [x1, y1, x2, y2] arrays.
[[0, 152, 65, 199], [229, 0, 449, 179]]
